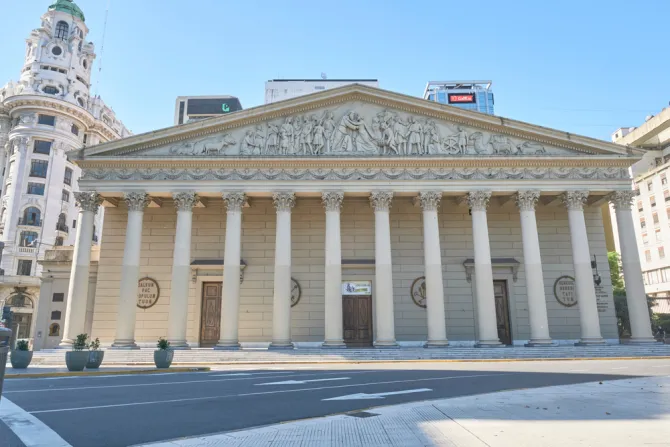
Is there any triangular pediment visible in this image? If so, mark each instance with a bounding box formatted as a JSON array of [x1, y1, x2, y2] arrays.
[[72, 84, 638, 161]]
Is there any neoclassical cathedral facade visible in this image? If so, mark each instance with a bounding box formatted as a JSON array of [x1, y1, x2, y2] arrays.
[[33, 84, 656, 350]]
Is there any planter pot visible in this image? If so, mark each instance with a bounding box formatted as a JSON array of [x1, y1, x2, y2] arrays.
[[154, 350, 174, 369], [10, 351, 33, 369], [86, 351, 105, 369], [66, 351, 90, 372]]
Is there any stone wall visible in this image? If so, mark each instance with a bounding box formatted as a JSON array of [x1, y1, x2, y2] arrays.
[[90, 197, 618, 346]]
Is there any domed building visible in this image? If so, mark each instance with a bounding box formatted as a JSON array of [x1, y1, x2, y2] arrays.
[[0, 0, 130, 347]]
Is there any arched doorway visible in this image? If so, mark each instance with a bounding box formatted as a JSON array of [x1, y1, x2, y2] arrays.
[[5, 287, 35, 345]]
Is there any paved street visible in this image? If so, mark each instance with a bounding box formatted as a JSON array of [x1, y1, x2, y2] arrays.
[[0, 359, 669, 446]]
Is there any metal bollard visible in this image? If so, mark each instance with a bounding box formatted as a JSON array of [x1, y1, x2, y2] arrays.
[[0, 327, 12, 400]]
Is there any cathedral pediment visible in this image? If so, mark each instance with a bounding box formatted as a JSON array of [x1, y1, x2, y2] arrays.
[[73, 84, 636, 161]]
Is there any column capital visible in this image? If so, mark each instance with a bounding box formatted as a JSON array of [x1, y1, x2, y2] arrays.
[[272, 191, 295, 212], [322, 191, 344, 212], [124, 192, 150, 211], [516, 190, 540, 211], [223, 192, 247, 212], [173, 192, 199, 211], [75, 191, 103, 213], [467, 191, 491, 211], [370, 191, 393, 211], [415, 191, 442, 211], [609, 190, 636, 210], [562, 190, 589, 211]]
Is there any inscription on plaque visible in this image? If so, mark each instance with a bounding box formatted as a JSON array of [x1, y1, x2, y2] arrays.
[[594, 285, 609, 313], [553, 276, 577, 307], [137, 277, 160, 309]]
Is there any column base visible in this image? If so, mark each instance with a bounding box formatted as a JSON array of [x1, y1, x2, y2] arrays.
[[321, 340, 347, 349], [575, 338, 607, 346], [475, 341, 505, 348], [525, 339, 554, 347], [625, 337, 659, 345], [110, 340, 139, 349], [268, 342, 294, 350], [214, 342, 241, 351], [373, 340, 399, 349], [58, 339, 73, 348], [167, 340, 191, 350], [424, 340, 449, 348]]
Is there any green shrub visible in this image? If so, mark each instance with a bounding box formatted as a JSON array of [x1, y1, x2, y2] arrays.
[[73, 333, 88, 351], [89, 337, 100, 351], [156, 337, 170, 350], [15, 339, 30, 351]]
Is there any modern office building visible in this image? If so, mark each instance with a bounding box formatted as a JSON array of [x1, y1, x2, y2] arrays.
[[423, 81, 495, 115], [174, 96, 243, 125], [0, 0, 129, 346], [611, 109, 670, 314], [265, 79, 379, 104]]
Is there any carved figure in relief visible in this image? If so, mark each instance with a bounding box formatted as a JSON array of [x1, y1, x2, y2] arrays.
[[456, 127, 468, 154], [279, 117, 295, 155], [488, 135, 518, 155], [323, 111, 336, 153], [468, 132, 490, 154], [299, 116, 314, 155], [407, 117, 424, 155], [312, 116, 326, 155], [425, 121, 441, 155], [516, 141, 546, 155], [241, 129, 262, 155], [195, 133, 236, 155], [333, 112, 378, 153], [265, 124, 279, 154], [379, 122, 399, 155], [392, 116, 408, 155]]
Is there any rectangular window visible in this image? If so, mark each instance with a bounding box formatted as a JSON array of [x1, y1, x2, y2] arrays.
[[71, 124, 79, 136], [72, 219, 76, 229], [33, 140, 52, 155], [651, 195, 657, 207], [63, 167, 73, 186], [656, 229, 663, 242], [643, 233, 649, 245], [61, 190, 70, 202], [654, 212, 660, 225], [29, 160, 48, 178], [646, 250, 652, 262], [648, 180, 654, 191], [665, 190, 670, 202], [638, 200, 644, 212], [17, 260, 32, 276], [641, 218, 646, 229], [653, 271, 659, 284], [37, 114, 55, 126], [662, 173, 668, 185], [660, 247, 666, 259], [83, 134, 88, 145], [54, 236, 64, 246], [52, 292, 64, 302], [26, 182, 45, 195]]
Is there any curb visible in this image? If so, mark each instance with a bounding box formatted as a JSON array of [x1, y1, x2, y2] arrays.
[[5, 366, 210, 379]]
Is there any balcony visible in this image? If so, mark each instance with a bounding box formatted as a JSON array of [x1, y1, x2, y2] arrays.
[[56, 223, 69, 234], [17, 218, 41, 227], [17, 246, 36, 255]]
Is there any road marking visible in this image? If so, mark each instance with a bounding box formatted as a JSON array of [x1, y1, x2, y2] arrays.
[[210, 371, 294, 377], [568, 369, 588, 372], [28, 373, 508, 414], [612, 367, 628, 370], [0, 397, 71, 446], [323, 388, 432, 401], [257, 377, 350, 386], [651, 365, 670, 368], [6, 371, 376, 394]]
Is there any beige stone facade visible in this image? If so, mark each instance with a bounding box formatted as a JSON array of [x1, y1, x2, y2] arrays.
[[35, 85, 657, 349]]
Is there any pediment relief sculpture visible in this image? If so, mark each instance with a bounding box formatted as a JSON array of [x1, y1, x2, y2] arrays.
[[149, 103, 575, 158]]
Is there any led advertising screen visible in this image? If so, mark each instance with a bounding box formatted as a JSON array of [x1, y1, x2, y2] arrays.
[[447, 93, 476, 104], [186, 98, 242, 116]]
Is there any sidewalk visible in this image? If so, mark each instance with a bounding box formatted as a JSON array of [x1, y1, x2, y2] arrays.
[[141, 375, 670, 447]]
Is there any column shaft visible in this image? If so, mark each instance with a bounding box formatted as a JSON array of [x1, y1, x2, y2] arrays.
[[270, 192, 295, 349], [217, 192, 246, 349], [564, 191, 604, 344], [112, 192, 149, 349], [370, 191, 397, 347], [322, 192, 345, 348], [612, 191, 655, 343], [517, 191, 552, 346], [60, 192, 100, 346]]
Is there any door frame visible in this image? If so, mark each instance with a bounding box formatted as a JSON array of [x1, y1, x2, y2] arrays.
[[342, 294, 373, 347], [194, 274, 223, 347], [493, 279, 513, 345], [199, 281, 223, 347], [470, 270, 519, 344]]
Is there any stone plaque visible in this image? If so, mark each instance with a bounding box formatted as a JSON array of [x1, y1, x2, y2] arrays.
[[290, 278, 301, 308], [553, 276, 577, 307], [137, 277, 160, 309], [341, 281, 372, 296], [595, 285, 609, 313], [410, 276, 427, 309]]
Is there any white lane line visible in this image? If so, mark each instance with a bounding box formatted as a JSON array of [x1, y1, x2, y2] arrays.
[[0, 397, 71, 446], [651, 365, 670, 368], [29, 373, 509, 414], [210, 371, 294, 377], [568, 369, 588, 372], [5, 370, 376, 394], [256, 377, 350, 386], [612, 367, 628, 370]]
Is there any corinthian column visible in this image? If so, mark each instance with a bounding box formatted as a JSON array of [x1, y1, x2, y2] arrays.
[[167, 192, 198, 349], [112, 192, 150, 349], [610, 190, 655, 343], [322, 191, 346, 348], [562, 191, 605, 345], [516, 190, 552, 346], [217, 192, 246, 349], [370, 191, 398, 347], [468, 191, 502, 347], [60, 192, 102, 346], [269, 192, 295, 349], [417, 191, 448, 347]]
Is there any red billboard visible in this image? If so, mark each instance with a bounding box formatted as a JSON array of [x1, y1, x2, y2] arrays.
[[448, 93, 476, 104]]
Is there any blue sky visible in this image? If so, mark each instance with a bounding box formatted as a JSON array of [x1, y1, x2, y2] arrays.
[[2, 0, 669, 140]]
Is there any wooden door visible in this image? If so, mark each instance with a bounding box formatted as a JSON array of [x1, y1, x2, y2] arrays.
[[493, 280, 512, 345], [200, 282, 222, 347], [343, 295, 373, 347]]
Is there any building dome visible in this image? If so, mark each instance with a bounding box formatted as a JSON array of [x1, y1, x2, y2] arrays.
[[48, 0, 85, 22]]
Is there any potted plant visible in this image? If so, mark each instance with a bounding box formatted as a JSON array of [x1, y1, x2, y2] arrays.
[[10, 339, 33, 369], [66, 333, 89, 372], [154, 337, 173, 369], [86, 337, 104, 369]]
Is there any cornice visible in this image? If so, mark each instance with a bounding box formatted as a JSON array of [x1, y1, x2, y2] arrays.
[[74, 85, 637, 160]]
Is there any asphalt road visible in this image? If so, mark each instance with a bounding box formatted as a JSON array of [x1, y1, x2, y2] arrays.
[[2, 359, 670, 447]]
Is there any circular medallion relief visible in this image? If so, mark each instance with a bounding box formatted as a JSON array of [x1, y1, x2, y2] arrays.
[[553, 275, 577, 307], [410, 276, 427, 309], [137, 277, 160, 309], [52, 46, 62, 56], [290, 278, 301, 307]]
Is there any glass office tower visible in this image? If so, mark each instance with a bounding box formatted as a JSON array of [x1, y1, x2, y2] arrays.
[[423, 81, 494, 115]]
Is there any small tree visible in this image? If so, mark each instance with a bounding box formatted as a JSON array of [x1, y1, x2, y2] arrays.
[[609, 251, 656, 337]]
